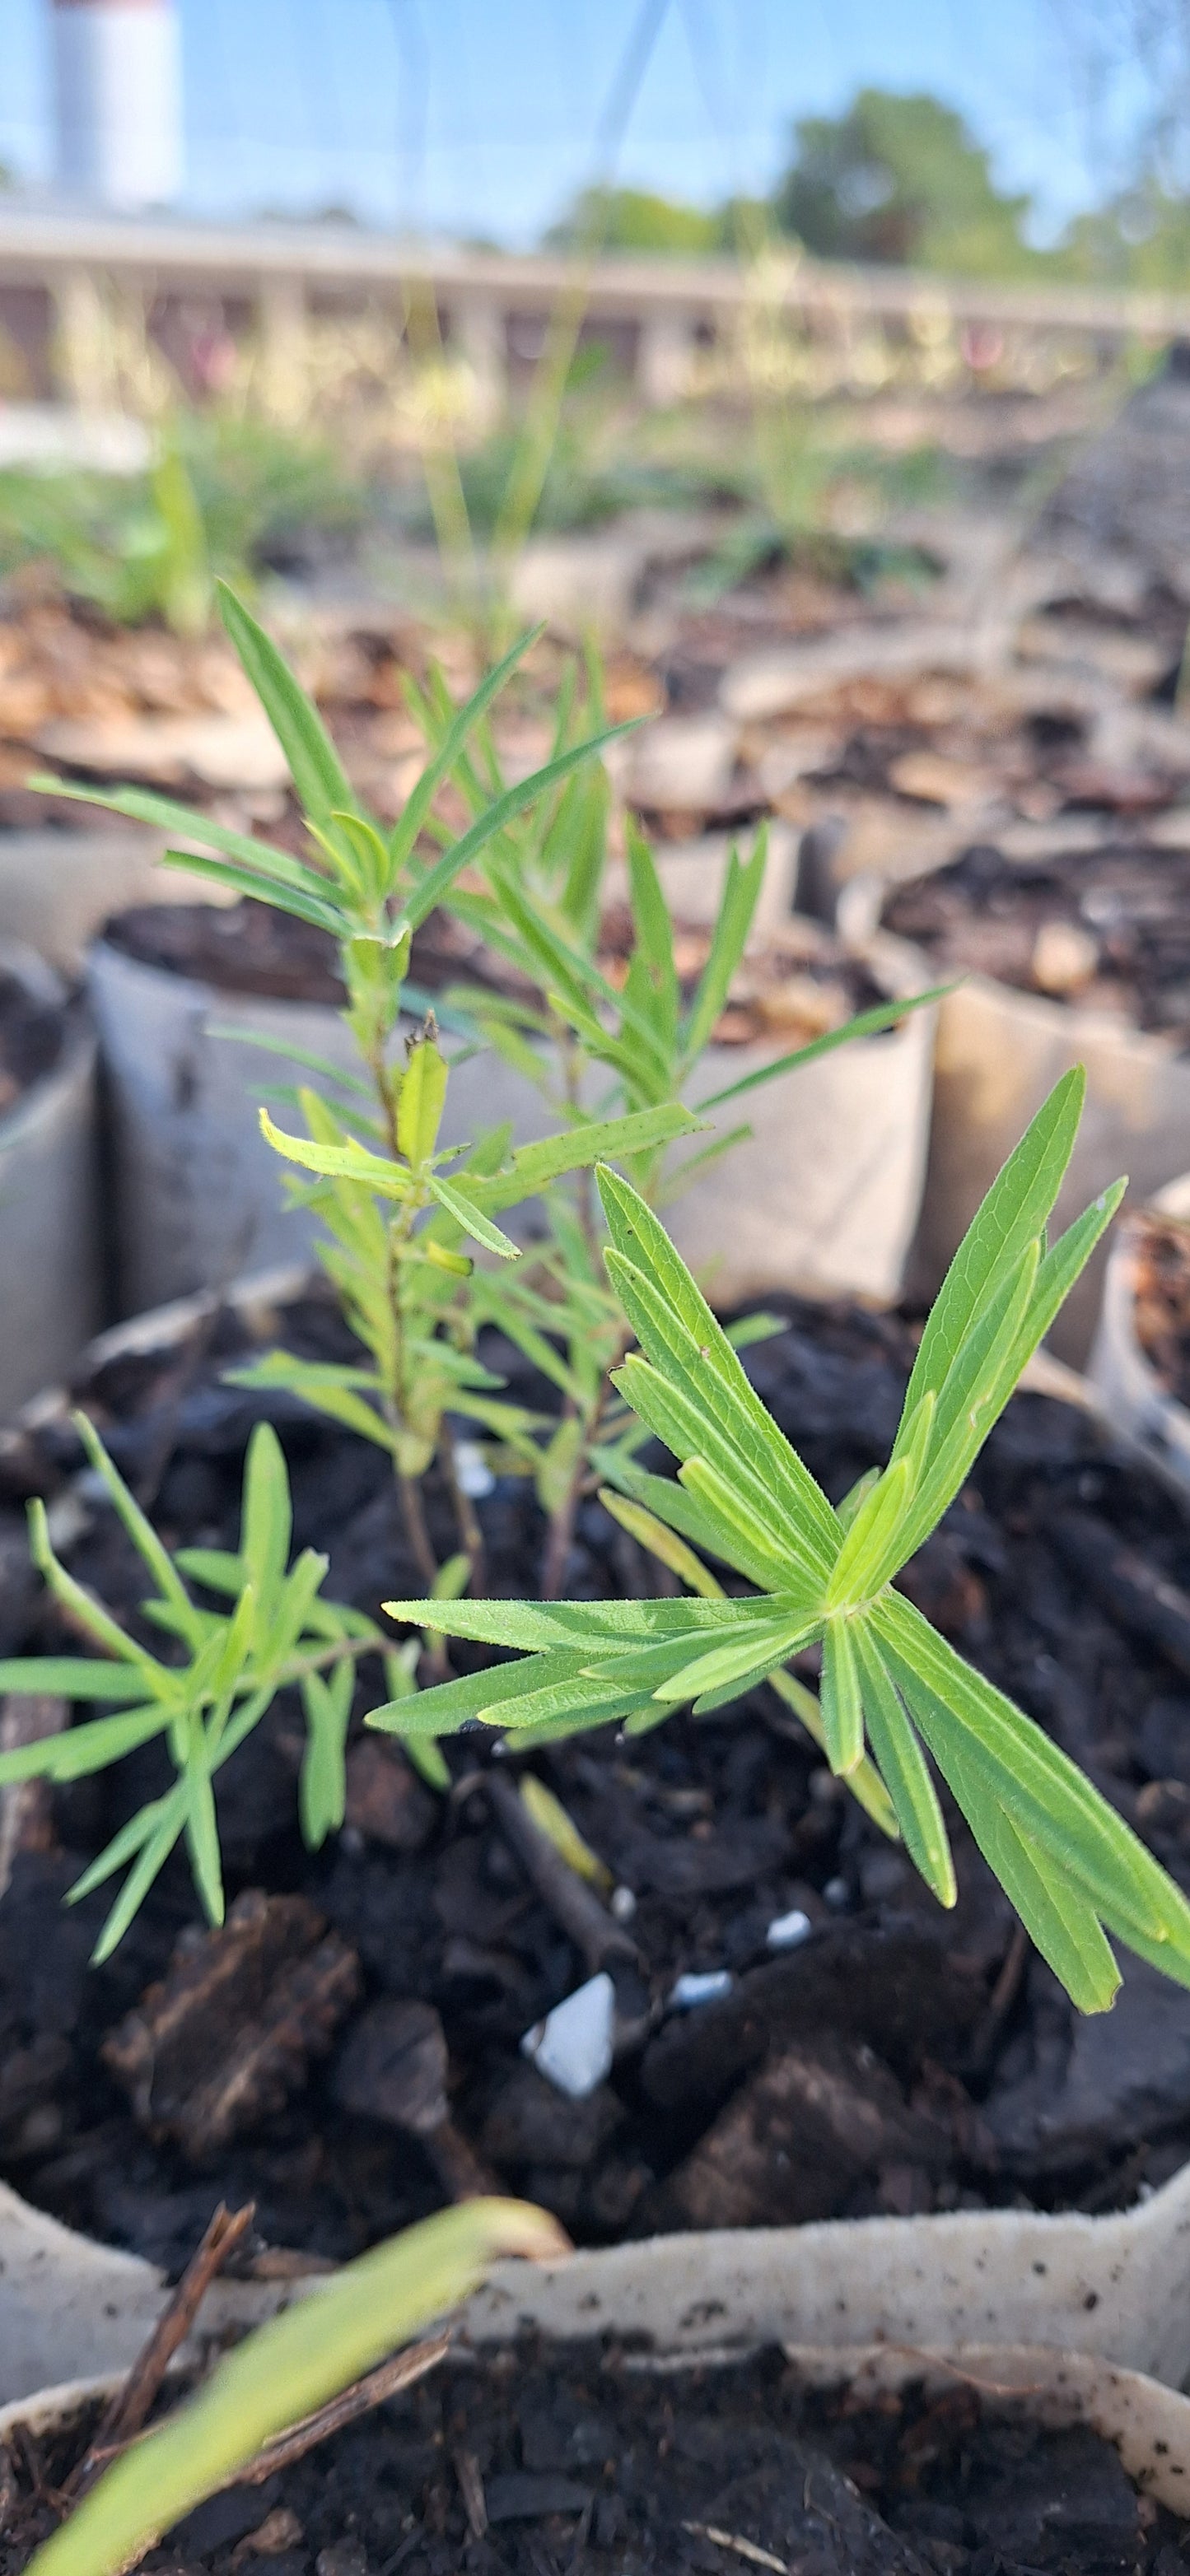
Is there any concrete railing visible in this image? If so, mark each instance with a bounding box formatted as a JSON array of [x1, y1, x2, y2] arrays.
[[0, 206, 1185, 411]]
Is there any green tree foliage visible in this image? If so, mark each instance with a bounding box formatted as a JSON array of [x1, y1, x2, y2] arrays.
[[773, 88, 1037, 277], [544, 184, 723, 255], [1061, 183, 1190, 286]]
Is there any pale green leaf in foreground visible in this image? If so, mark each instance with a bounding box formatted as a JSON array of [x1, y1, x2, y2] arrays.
[[26, 2201, 567, 2576]]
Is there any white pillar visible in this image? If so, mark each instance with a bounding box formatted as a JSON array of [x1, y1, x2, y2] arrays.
[[52, 0, 183, 212], [257, 274, 308, 422], [637, 306, 698, 406], [449, 291, 506, 424]]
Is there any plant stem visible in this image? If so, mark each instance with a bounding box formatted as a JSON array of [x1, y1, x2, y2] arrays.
[[399, 1467, 441, 1595]]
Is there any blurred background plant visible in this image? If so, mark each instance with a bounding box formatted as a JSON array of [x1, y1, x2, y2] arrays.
[[0, 413, 367, 632]]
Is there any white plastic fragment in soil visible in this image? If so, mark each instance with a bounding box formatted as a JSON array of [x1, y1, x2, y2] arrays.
[[451, 1439, 496, 1499], [520, 1972, 615, 2099], [669, 1970, 735, 2010], [766, 1908, 813, 1952]]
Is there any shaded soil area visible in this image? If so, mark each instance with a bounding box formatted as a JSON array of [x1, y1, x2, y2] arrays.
[[0, 965, 65, 1111], [102, 894, 889, 1053], [103, 899, 525, 1012], [4, 1291, 1190, 2274], [5, 2345, 1188, 2576], [884, 838, 1190, 1044]]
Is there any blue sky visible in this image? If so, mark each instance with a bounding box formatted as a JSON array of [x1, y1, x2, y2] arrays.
[[0, 0, 1143, 241]]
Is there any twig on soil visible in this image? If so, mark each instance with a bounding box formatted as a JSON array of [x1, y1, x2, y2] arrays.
[[485, 1768, 638, 1974], [880, 2344, 1051, 2399], [452, 2442, 488, 2539], [0, 1692, 66, 1897], [63, 2201, 256, 2499], [964, 1920, 1029, 2080], [236, 2334, 451, 2484], [682, 2523, 788, 2574]]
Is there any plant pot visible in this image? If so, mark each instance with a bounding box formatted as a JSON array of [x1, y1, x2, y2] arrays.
[[908, 976, 1190, 1367], [0, 829, 175, 976], [86, 904, 934, 1316], [0, 943, 98, 1418], [1090, 1173, 1190, 1487], [86, 938, 551, 1316], [669, 929, 936, 1307], [7, 1277, 1190, 2402], [6, 2297, 1190, 2553]]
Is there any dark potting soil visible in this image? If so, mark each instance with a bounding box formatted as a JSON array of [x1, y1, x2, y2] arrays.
[[103, 901, 530, 1012], [104, 895, 890, 1060], [1129, 1217, 1190, 1409], [883, 839, 1190, 1045], [6, 2345, 1188, 2576], [0, 967, 65, 1111], [4, 1288, 1190, 2274]]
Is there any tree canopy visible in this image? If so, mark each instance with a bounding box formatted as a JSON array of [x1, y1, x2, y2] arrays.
[[772, 90, 1036, 277]]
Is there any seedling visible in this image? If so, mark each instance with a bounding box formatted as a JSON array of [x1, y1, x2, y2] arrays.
[[4, 594, 930, 1945], [408, 668, 945, 1586], [0, 1418, 385, 1960], [379, 1071, 1190, 2015], [33, 585, 697, 1591]]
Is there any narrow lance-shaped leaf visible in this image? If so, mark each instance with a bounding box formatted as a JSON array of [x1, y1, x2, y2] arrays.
[[404, 721, 639, 934], [695, 984, 953, 1112], [218, 582, 357, 830], [852, 1626, 954, 1906], [897, 1066, 1085, 1436], [819, 1617, 864, 1775], [26, 2202, 567, 2576], [427, 1174, 520, 1258], [597, 1164, 841, 1572], [390, 624, 542, 873]]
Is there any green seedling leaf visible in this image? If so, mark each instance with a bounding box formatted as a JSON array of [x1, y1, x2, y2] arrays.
[[405, 723, 637, 934], [597, 1166, 841, 1569], [427, 1174, 520, 1257], [899, 1067, 1086, 1432], [824, 1454, 915, 1610], [259, 1107, 412, 1197], [218, 583, 357, 829], [160, 850, 347, 935], [384, 1593, 797, 1651], [26, 777, 344, 922], [26, 2201, 568, 2576], [391, 624, 543, 873], [935, 1720, 1120, 2011], [0, 1703, 173, 1783], [397, 1036, 449, 1163], [0, 1658, 161, 1702], [820, 1617, 864, 1773], [207, 1025, 369, 1099], [877, 1590, 1190, 1979], [680, 834, 768, 1064], [240, 1423, 293, 1601], [648, 1618, 816, 1707], [184, 1751, 225, 1929], [28, 1500, 170, 1689], [695, 983, 951, 1111], [853, 1628, 954, 1904]]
